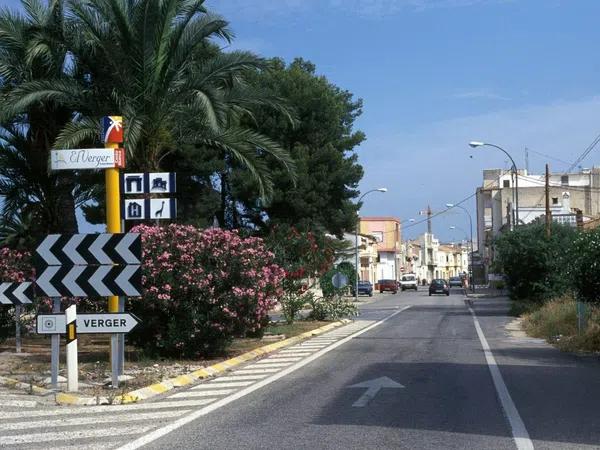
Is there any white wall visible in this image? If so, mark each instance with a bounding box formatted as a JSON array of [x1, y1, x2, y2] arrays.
[[378, 252, 396, 280]]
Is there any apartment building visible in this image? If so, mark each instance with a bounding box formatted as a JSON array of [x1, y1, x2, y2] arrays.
[[476, 167, 600, 275]]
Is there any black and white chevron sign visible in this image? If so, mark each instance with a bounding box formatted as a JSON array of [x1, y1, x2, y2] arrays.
[[35, 265, 142, 297], [0, 282, 34, 305], [34, 233, 141, 267]]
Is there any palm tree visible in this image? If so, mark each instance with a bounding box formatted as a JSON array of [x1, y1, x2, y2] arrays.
[[0, 0, 79, 235], [2, 0, 297, 229]]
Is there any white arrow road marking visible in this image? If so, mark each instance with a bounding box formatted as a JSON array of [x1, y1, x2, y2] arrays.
[[0, 282, 13, 304], [62, 266, 86, 297], [62, 234, 86, 265], [115, 265, 141, 296], [348, 376, 405, 407], [115, 233, 140, 264], [36, 234, 61, 265], [118, 306, 412, 450], [89, 234, 112, 264], [88, 265, 112, 296], [12, 282, 32, 304], [36, 266, 61, 297]]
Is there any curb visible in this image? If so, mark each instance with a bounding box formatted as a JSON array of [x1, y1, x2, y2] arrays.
[[54, 318, 352, 406], [0, 375, 55, 396]]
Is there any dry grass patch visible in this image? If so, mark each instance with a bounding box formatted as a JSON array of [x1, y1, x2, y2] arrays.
[[523, 295, 600, 353]]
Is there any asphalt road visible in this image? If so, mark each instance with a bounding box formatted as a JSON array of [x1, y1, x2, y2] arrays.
[[6, 288, 599, 449], [143, 288, 520, 450]]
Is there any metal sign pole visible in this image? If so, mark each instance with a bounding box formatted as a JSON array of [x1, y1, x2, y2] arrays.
[[104, 115, 123, 388], [51, 297, 60, 389], [118, 297, 125, 375], [14, 305, 21, 353]]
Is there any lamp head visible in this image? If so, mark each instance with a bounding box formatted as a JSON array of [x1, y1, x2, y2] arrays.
[[445, 203, 454, 208], [449, 226, 456, 230], [377, 188, 388, 192], [469, 141, 485, 148]]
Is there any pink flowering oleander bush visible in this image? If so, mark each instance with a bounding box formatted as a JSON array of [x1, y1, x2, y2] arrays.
[[128, 224, 285, 357], [0, 247, 33, 341]]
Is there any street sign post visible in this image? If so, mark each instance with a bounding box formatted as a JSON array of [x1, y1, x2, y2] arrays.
[[36, 313, 140, 334], [65, 305, 78, 392]]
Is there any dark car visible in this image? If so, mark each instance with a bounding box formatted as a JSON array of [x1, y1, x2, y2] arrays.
[[378, 279, 398, 294], [351, 281, 373, 297], [449, 276, 463, 287], [429, 279, 450, 296]]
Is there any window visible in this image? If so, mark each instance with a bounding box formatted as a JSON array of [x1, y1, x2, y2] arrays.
[[503, 179, 510, 188], [561, 175, 569, 186], [552, 197, 558, 205]]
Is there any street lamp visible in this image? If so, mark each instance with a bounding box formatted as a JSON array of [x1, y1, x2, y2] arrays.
[[355, 188, 387, 302], [469, 141, 519, 228], [446, 203, 475, 292]]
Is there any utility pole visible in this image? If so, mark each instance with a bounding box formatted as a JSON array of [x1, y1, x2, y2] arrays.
[[525, 147, 530, 173], [545, 163, 551, 238], [427, 205, 432, 235]]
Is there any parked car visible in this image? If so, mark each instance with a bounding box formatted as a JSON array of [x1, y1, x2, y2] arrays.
[[378, 279, 398, 294], [429, 279, 450, 296], [351, 281, 373, 297], [400, 274, 418, 291], [448, 276, 463, 287]]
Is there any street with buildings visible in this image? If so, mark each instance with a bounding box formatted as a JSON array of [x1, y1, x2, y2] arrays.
[[3, 1, 600, 449]]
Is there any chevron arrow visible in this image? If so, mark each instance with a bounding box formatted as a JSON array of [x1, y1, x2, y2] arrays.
[[35, 265, 142, 297], [34, 233, 141, 267], [0, 282, 33, 305]]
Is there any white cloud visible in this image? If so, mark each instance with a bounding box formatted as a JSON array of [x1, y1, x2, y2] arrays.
[[451, 88, 510, 101]]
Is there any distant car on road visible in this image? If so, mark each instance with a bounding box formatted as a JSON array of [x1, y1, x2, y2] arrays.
[[351, 281, 373, 297], [429, 279, 450, 296], [449, 276, 463, 287], [378, 279, 398, 294], [400, 274, 418, 291]]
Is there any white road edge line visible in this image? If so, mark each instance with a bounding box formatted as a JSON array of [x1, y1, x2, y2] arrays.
[[468, 305, 534, 450], [118, 305, 412, 450]]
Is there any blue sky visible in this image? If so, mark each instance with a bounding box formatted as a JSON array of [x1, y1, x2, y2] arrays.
[[5, 0, 600, 241], [210, 0, 600, 241]]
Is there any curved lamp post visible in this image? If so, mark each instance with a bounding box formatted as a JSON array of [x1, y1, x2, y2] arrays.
[[355, 188, 387, 302], [469, 141, 519, 229], [446, 203, 475, 292]]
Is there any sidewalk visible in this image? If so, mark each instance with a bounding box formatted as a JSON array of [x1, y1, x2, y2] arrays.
[[465, 286, 509, 299]]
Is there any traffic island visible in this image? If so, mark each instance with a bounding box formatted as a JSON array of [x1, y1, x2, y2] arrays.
[[0, 319, 351, 406]]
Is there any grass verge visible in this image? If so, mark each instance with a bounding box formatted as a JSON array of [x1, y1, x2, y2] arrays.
[[522, 295, 600, 353]]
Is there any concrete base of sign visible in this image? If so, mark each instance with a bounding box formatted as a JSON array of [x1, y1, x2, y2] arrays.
[[104, 374, 134, 384], [43, 375, 66, 384]]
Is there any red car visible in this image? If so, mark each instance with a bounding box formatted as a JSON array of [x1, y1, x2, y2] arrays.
[[378, 279, 398, 294]]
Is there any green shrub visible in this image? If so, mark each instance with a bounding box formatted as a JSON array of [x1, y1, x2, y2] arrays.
[[308, 295, 358, 321], [494, 223, 577, 302], [320, 261, 356, 298], [570, 227, 600, 303]]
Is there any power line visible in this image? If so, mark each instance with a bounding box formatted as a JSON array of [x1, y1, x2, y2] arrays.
[[566, 131, 600, 173]]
